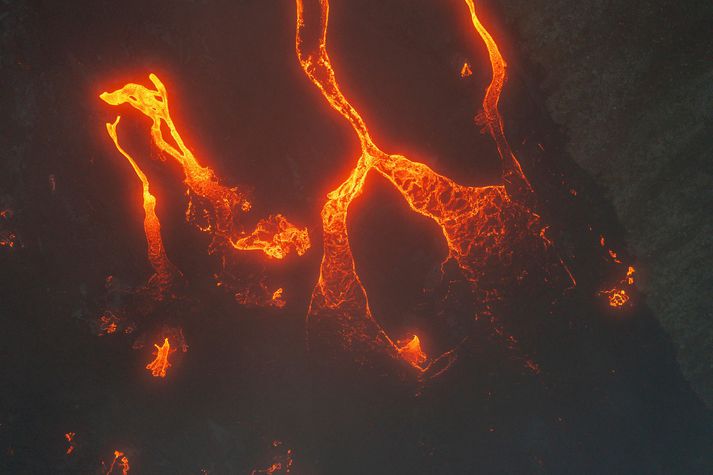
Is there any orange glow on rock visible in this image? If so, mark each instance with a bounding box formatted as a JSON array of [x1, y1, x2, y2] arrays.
[[600, 265, 635, 308], [460, 61, 473, 78], [626, 265, 635, 285], [98, 313, 120, 336], [105, 117, 181, 297], [64, 432, 75, 455], [104, 450, 130, 475], [231, 214, 310, 259], [295, 0, 567, 376], [271, 288, 286, 308], [235, 281, 287, 309], [397, 335, 428, 368], [603, 288, 629, 307], [146, 337, 171, 378]]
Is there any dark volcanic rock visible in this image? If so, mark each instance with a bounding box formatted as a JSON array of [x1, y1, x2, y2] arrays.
[[494, 0, 713, 406]]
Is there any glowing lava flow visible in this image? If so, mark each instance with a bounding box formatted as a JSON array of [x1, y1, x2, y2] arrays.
[[105, 117, 181, 297], [146, 337, 171, 378], [463, 0, 531, 193], [231, 214, 310, 259], [100, 74, 309, 260], [296, 0, 569, 375], [100, 74, 243, 247], [104, 450, 130, 475], [397, 336, 428, 367]]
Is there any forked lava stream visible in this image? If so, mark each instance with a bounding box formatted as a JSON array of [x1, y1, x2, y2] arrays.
[[296, 0, 561, 374], [105, 116, 181, 297], [100, 74, 309, 261]]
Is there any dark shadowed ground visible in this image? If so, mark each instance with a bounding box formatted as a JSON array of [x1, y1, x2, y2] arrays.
[[1, 0, 712, 473]]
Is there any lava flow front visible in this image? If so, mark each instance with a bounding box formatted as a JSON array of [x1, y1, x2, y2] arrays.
[[145, 337, 172, 378]]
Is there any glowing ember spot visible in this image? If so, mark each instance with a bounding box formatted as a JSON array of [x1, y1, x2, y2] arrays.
[[64, 432, 75, 455], [104, 450, 130, 475], [598, 233, 636, 308], [271, 288, 286, 308], [98, 313, 120, 336], [235, 281, 287, 308], [0, 231, 16, 248], [231, 214, 311, 259], [600, 265, 636, 308], [524, 359, 541, 374], [626, 265, 635, 285], [295, 0, 568, 375], [0, 208, 18, 249], [146, 337, 171, 378], [250, 440, 293, 475], [602, 288, 629, 307], [608, 249, 622, 264], [105, 117, 181, 297], [397, 335, 428, 368], [460, 61, 473, 78]]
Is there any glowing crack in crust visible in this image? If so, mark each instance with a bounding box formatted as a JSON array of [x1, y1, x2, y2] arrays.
[[296, 0, 570, 375]]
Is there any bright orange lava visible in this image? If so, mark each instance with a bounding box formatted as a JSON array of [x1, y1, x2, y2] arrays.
[[460, 62, 473, 78], [100, 75, 309, 262], [231, 214, 310, 259], [295, 0, 567, 375], [100, 74, 245, 246], [146, 337, 171, 378], [105, 116, 181, 297], [397, 335, 428, 368], [600, 265, 635, 308], [105, 450, 130, 475]]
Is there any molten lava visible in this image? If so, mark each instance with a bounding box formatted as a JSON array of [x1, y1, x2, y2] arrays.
[[600, 265, 636, 308], [231, 214, 310, 259], [105, 116, 181, 297], [100, 74, 309, 261], [104, 450, 130, 475], [295, 0, 570, 375], [146, 337, 172, 378], [100, 74, 245, 246], [397, 335, 428, 368], [460, 62, 473, 78]]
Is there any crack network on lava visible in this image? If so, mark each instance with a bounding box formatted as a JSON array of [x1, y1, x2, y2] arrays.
[[295, 0, 571, 376]]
